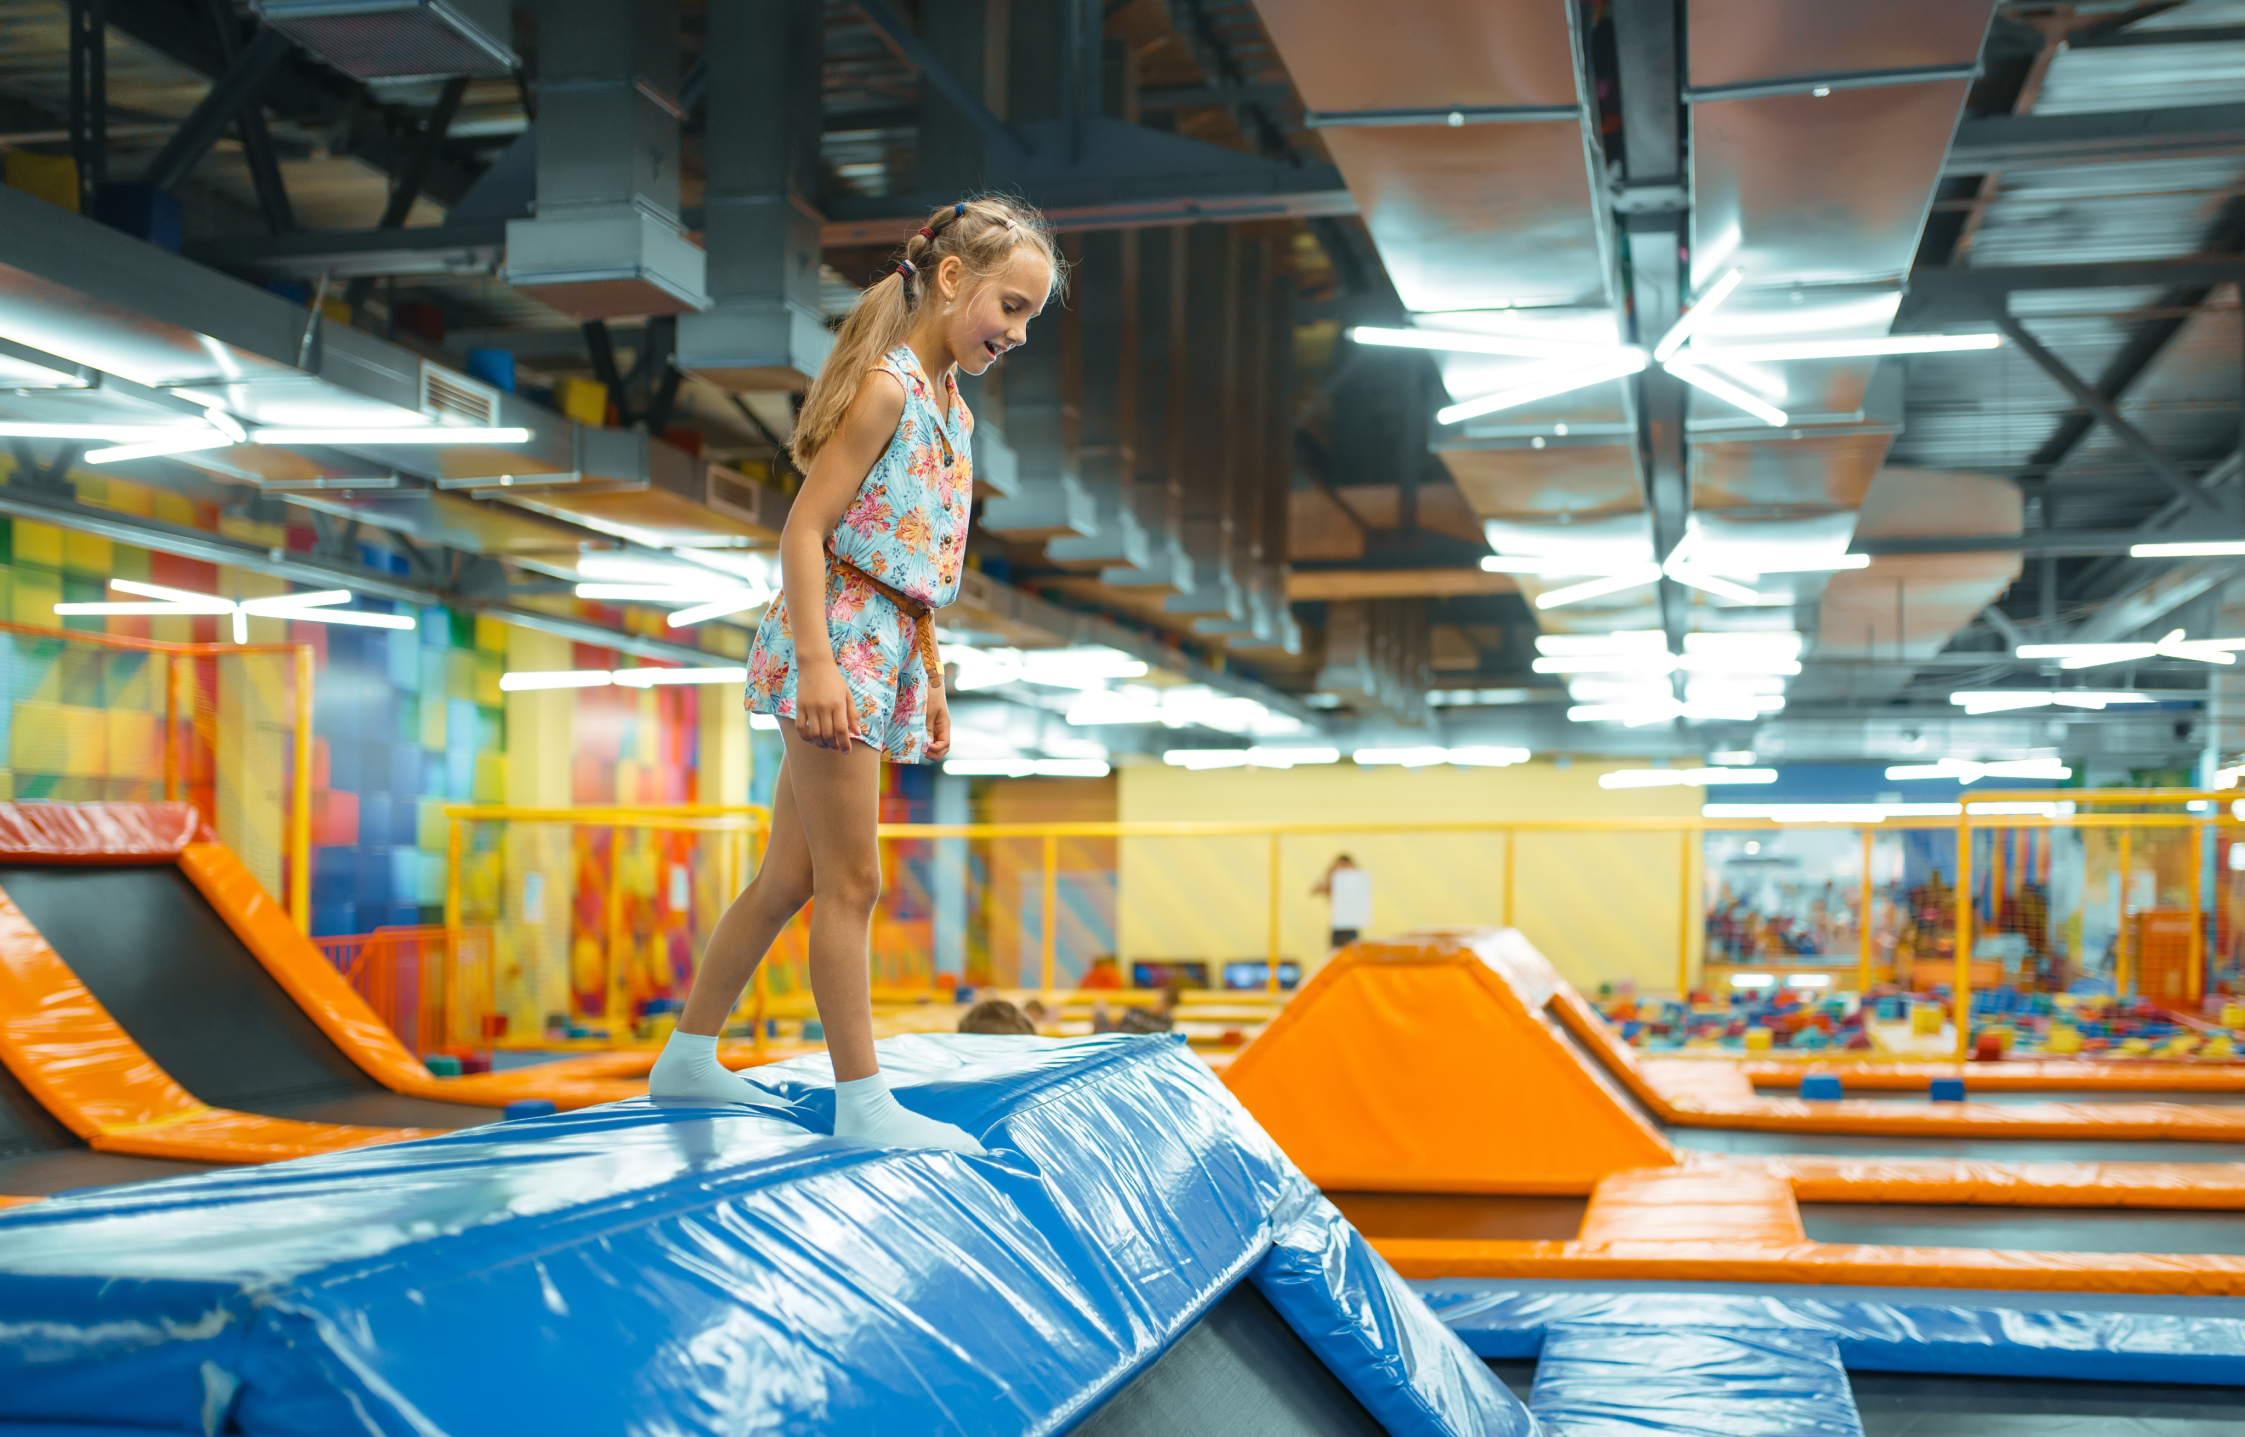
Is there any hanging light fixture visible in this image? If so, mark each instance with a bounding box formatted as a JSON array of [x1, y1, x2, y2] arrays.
[[54, 579, 416, 644]]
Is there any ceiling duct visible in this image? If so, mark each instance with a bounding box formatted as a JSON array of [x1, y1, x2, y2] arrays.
[[255, 0, 518, 80], [675, 0, 832, 389], [502, 0, 707, 319]]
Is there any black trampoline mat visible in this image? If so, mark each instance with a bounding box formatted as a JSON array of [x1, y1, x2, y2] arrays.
[[0, 865, 492, 1132], [1075, 1281, 1387, 1437], [1327, 1192, 1587, 1242], [0, 1146, 215, 1198], [1670, 1126, 2245, 1165], [1801, 1203, 2245, 1256], [1852, 1371, 2245, 1437]]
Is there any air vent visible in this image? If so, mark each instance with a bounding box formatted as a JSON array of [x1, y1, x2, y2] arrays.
[[705, 465, 790, 536], [256, 0, 517, 81], [420, 362, 499, 427]]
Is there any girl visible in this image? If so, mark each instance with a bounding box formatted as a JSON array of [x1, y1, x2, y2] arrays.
[[649, 196, 1062, 1153]]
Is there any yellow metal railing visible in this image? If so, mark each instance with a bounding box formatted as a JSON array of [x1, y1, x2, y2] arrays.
[[442, 789, 2240, 1058]]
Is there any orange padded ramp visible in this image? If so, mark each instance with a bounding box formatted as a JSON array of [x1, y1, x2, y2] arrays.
[[179, 843, 653, 1111], [1221, 932, 1674, 1193], [0, 885, 431, 1164]]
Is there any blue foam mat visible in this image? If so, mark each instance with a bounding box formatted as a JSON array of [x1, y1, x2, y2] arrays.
[[1530, 1325, 1863, 1437], [1420, 1279, 2245, 1387], [0, 1035, 1534, 1437]]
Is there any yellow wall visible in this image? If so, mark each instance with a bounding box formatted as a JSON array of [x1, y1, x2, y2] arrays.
[[1116, 759, 1704, 995]]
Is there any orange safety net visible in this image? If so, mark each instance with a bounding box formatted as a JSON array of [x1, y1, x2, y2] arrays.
[[1221, 932, 1674, 1193], [0, 882, 432, 1165]]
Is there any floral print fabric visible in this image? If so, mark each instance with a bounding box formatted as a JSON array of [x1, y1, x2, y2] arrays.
[[743, 345, 973, 764]]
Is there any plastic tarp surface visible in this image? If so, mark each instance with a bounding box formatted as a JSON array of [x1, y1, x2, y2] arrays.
[[0, 802, 204, 863], [1420, 1281, 2245, 1386], [1528, 1324, 1862, 1437], [0, 1034, 1538, 1437]]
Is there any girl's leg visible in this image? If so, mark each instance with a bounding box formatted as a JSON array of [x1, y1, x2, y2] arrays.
[[648, 757, 816, 1100]]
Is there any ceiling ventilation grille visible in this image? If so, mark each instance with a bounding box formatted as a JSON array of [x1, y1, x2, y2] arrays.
[[255, 1, 518, 81], [420, 362, 499, 427]]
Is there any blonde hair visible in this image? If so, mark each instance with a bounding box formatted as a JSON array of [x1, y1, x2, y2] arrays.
[[791, 194, 1064, 467]]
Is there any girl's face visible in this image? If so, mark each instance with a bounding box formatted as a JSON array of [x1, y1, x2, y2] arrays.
[[931, 247, 1054, 376]]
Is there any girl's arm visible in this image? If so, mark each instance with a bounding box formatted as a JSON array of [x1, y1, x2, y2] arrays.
[[780, 372, 906, 750]]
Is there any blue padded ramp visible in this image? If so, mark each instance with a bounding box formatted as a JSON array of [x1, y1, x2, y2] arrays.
[[1528, 1325, 1863, 1437], [0, 1035, 1534, 1437], [1421, 1281, 2245, 1387]]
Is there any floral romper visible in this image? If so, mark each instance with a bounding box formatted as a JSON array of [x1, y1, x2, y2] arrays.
[[744, 345, 972, 763]]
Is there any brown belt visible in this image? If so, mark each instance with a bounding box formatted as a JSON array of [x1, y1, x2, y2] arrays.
[[834, 556, 942, 685]]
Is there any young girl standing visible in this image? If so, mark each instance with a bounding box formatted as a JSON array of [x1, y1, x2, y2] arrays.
[[649, 197, 1062, 1153]]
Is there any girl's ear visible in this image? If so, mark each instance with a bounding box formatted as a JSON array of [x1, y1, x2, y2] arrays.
[[939, 253, 969, 303]]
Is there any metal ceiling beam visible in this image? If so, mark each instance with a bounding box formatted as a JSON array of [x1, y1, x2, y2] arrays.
[[1991, 311, 2230, 520], [199, 0, 292, 234], [1852, 527, 2245, 556], [138, 24, 293, 191], [1944, 101, 2245, 173], [105, 0, 483, 207], [851, 0, 1028, 161]]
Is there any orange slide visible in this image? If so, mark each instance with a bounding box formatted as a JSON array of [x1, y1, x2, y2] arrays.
[[0, 801, 756, 1201], [1223, 929, 2245, 1294]]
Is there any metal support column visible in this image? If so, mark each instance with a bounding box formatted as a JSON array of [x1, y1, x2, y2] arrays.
[[67, 0, 107, 215]]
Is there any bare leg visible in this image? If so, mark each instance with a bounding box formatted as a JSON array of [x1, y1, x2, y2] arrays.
[[675, 759, 815, 1037], [769, 718, 885, 1081]]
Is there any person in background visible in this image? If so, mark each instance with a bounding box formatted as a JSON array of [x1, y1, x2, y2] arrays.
[[1313, 854, 1373, 949], [1115, 985, 1182, 1035], [958, 998, 1036, 1035]]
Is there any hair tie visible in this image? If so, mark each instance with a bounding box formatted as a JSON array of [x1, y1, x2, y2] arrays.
[[896, 260, 916, 279], [954, 202, 966, 217], [917, 226, 935, 239]]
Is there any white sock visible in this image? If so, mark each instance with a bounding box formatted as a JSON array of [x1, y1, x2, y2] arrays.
[[648, 1031, 766, 1104], [831, 1072, 986, 1155]]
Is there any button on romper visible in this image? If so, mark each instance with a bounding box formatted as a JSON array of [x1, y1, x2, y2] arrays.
[[743, 345, 973, 763]]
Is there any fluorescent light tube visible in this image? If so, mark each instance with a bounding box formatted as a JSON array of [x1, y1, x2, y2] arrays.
[[1437, 352, 1650, 425], [2132, 540, 2245, 557], [252, 427, 533, 445], [1349, 326, 1630, 361], [1684, 333, 2003, 362], [667, 593, 771, 627], [574, 582, 748, 601], [499, 670, 614, 691], [612, 667, 749, 687], [83, 431, 233, 464], [1533, 564, 1663, 609], [0, 422, 213, 440], [1652, 267, 1745, 362], [1662, 565, 1762, 603], [1664, 359, 1788, 427]]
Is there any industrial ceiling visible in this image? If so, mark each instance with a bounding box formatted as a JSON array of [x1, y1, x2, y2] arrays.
[[0, 0, 2238, 773]]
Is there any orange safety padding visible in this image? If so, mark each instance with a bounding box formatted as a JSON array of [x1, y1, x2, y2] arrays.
[[1576, 1166, 1804, 1245], [1372, 1158, 2245, 1295], [1731, 1059, 2245, 1092], [0, 882, 429, 1164], [1222, 935, 1675, 1193], [1521, 937, 2245, 1142], [1698, 1151, 2245, 1210], [1369, 1236, 2245, 1296], [180, 844, 656, 1111], [0, 1195, 36, 1208], [180, 843, 799, 1112], [0, 801, 205, 863]]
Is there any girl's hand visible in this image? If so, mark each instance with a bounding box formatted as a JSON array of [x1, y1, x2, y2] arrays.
[[924, 686, 952, 762], [795, 657, 863, 750]]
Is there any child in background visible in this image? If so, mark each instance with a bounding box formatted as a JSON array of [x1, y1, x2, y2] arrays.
[[957, 999, 1036, 1035], [1313, 854, 1372, 949], [649, 197, 1063, 1152]]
